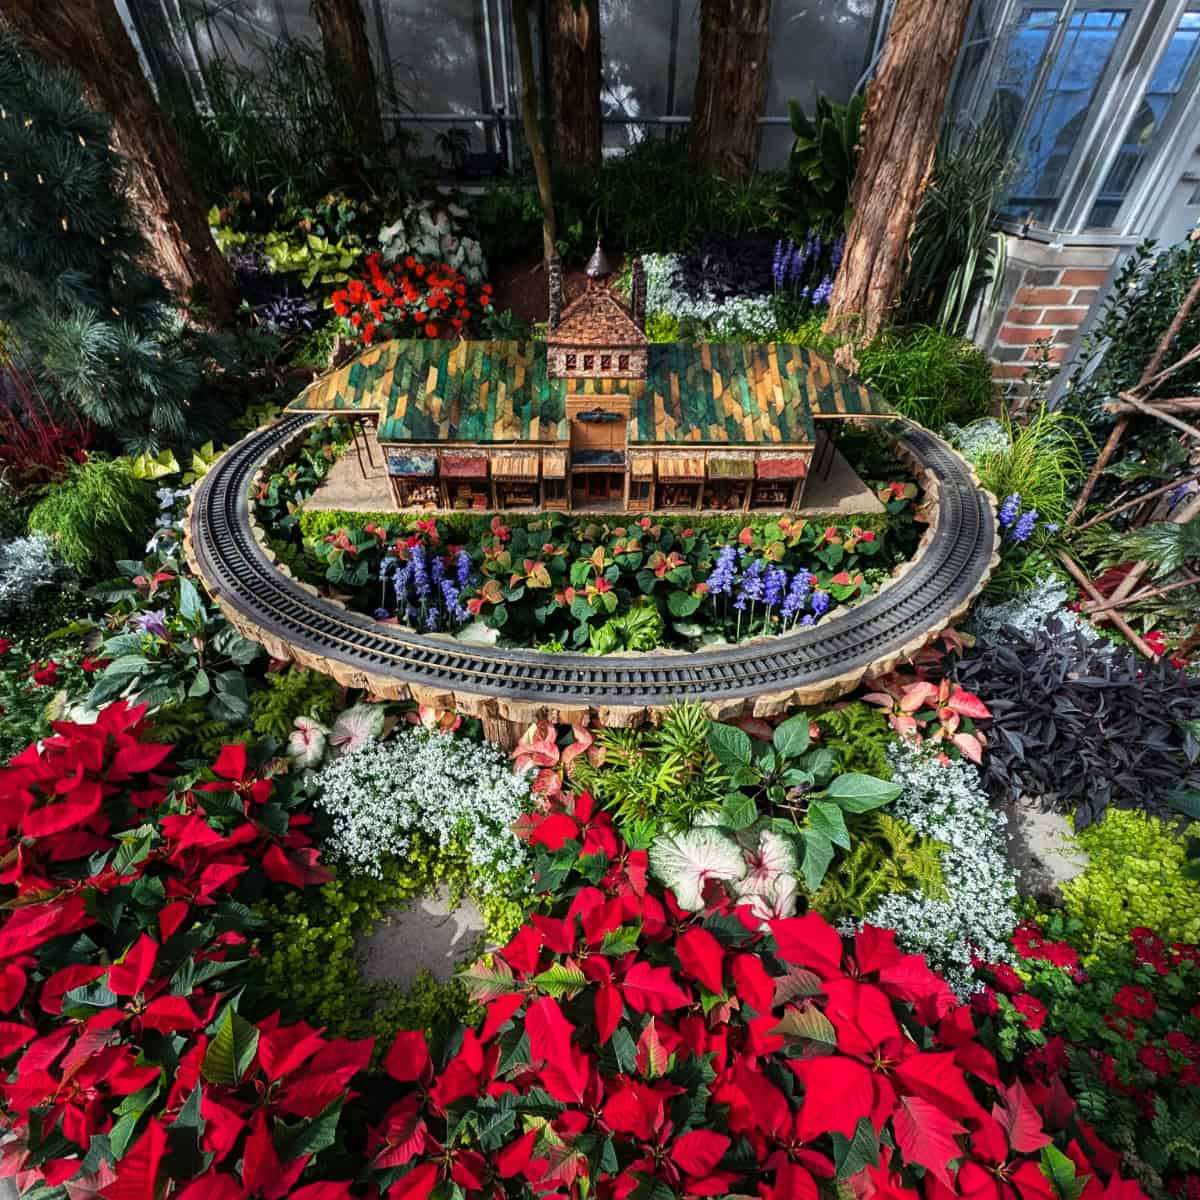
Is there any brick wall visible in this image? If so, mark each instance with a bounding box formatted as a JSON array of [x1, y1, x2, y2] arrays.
[[974, 236, 1121, 403]]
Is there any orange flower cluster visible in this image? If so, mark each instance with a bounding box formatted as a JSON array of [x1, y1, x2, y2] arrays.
[[330, 251, 494, 346]]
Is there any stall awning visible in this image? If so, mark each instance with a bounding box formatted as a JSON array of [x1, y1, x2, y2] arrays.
[[491, 451, 541, 480], [387, 452, 437, 477], [441, 453, 489, 479], [542, 449, 567, 478], [756, 453, 809, 480], [707, 452, 755, 479], [630, 452, 656, 480], [657, 453, 705, 481]]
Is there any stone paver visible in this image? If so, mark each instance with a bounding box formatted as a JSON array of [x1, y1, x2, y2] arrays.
[[357, 885, 488, 989], [1001, 796, 1089, 901]]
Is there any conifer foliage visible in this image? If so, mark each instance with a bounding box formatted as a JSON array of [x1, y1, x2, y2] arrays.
[[0, 35, 232, 453]]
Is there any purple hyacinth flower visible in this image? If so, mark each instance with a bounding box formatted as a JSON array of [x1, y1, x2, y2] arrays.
[[456, 549, 471, 586], [763, 565, 788, 608], [1011, 509, 1039, 543], [800, 614, 815, 626], [998, 493, 1021, 529], [373, 607, 390, 620], [810, 589, 830, 617]]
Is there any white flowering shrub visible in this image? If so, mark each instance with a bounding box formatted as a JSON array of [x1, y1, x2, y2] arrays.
[[642, 254, 779, 340], [0, 533, 73, 621], [944, 418, 1010, 462], [312, 730, 532, 887], [863, 743, 1017, 997], [968, 576, 1105, 647], [378, 200, 487, 286]]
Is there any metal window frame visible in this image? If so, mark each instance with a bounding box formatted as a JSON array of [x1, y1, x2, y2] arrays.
[[957, 0, 1200, 238]]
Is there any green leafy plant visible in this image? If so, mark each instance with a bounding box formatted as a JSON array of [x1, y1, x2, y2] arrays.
[[27, 456, 156, 574], [972, 405, 1092, 525], [902, 117, 1009, 334], [785, 92, 866, 234], [854, 325, 994, 429], [1057, 808, 1200, 953], [809, 809, 946, 921], [254, 843, 495, 1045], [570, 701, 727, 834], [262, 228, 361, 290], [249, 666, 344, 740], [701, 711, 902, 892], [813, 700, 896, 777], [81, 558, 264, 731]]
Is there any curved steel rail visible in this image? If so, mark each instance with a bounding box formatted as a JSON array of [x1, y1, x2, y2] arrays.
[[187, 415, 996, 710]]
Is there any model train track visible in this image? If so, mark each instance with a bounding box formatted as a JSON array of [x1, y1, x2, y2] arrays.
[[188, 414, 996, 710]]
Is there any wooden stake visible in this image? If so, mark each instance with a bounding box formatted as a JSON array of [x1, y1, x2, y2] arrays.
[[1081, 574, 1200, 616], [1055, 549, 1159, 659], [1072, 472, 1200, 534], [1114, 392, 1200, 441]]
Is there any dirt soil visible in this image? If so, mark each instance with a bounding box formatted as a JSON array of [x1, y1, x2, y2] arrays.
[[491, 254, 626, 326]]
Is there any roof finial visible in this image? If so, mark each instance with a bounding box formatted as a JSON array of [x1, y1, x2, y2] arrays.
[[585, 238, 615, 285]]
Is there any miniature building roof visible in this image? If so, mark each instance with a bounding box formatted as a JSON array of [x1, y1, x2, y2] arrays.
[[546, 286, 647, 349], [287, 338, 893, 446]]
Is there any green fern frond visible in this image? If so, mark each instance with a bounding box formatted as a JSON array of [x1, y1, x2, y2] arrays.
[[814, 702, 896, 778]]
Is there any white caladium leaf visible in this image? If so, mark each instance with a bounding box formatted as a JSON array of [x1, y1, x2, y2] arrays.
[[737, 830, 799, 897], [648, 828, 746, 911], [329, 703, 386, 756], [288, 716, 329, 768], [738, 871, 800, 924]]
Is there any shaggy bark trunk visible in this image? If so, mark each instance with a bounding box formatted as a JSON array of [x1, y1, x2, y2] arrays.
[[2, 0, 236, 322], [548, 0, 602, 169], [689, 0, 771, 180], [823, 0, 971, 350], [513, 0, 557, 267], [310, 0, 385, 151]]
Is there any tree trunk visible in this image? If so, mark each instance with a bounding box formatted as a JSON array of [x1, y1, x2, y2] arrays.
[[2, 0, 236, 322], [689, 0, 771, 180], [310, 0, 385, 151], [823, 0, 971, 350], [548, 0, 602, 170], [513, 0, 557, 268]]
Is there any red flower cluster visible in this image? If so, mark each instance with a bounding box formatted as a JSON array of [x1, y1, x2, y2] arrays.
[[0, 638, 11, 657], [27, 660, 59, 687], [329, 251, 493, 346]]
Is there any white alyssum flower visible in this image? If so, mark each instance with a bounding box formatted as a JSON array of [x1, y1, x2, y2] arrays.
[[311, 730, 533, 887], [863, 743, 1018, 998], [642, 254, 779, 340]]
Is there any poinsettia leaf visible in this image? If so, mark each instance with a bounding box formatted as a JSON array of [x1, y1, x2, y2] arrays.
[[772, 967, 825, 1007], [671, 1129, 730, 1177], [675, 927, 726, 995], [531, 961, 587, 998], [994, 1082, 1051, 1153], [892, 1095, 966, 1190], [772, 1005, 837, 1050], [636, 1017, 672, 1079], [201, 1005, 259, 1087], [597, 925, 642, 956], [832, 1117, 880, 1180], [459, 956, 518, 1001], [621, 961, 691, 1014], [1040, 1144, 1088, 1200]]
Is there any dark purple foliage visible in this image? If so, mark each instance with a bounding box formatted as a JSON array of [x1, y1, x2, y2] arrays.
[[950, 617, 1200, 827]]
